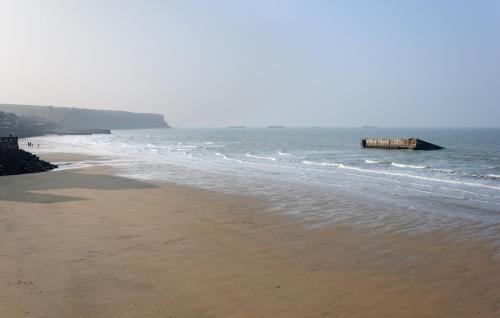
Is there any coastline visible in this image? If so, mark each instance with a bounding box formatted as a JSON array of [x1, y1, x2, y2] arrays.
[[0, 153, 499, 317]]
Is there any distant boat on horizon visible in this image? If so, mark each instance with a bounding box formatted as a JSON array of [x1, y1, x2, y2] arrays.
[[267, 125, 285, 128]]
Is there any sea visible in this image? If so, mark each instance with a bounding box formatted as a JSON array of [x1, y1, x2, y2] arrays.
[[28, 128, 500, 242]]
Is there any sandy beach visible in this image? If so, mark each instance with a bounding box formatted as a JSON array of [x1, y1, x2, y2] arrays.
[[0, 154, 499, 318]]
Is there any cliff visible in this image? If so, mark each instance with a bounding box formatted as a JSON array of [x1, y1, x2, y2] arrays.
[[0, 104, 169, 131], [57, 108, 168, 130]]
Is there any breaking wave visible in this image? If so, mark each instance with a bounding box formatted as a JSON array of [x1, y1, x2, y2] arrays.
[[246, 153, 277, 161], [391, 162, 428, 169]]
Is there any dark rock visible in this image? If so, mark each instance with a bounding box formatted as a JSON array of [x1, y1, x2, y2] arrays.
[[0, 149, 58, 176]]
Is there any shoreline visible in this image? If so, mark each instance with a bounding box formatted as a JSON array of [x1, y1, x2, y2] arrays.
[[1, 153, 500, 317]]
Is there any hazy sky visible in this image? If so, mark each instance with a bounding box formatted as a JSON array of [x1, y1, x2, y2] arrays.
[[1, 0, 499, 127]]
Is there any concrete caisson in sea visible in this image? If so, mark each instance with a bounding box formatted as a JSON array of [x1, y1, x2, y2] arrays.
[[361, 138, 443, 150]]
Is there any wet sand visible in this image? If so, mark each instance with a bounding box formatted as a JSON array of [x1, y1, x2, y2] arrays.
[[36, 152, 102, 163], [0, 155, 499, 317]]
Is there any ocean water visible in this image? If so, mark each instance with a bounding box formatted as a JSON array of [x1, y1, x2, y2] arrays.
[[29, 128, 500, 240]]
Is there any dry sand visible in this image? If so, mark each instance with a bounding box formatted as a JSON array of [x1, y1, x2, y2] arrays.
[[0, 154, 499, 317]]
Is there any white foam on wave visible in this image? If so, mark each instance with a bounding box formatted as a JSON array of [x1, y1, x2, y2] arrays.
[[391, 162, 428, 169], [487, 174, 500, 179], [246, 153, 277, 161], [432, 168, 454, 173], [278, 151, 292, 156], [215, 152, 244, 163], [174, 147, 197, 152], [303, 160, 342, 167], [365, 159, 383, 164], [302, 160, 500, 191]]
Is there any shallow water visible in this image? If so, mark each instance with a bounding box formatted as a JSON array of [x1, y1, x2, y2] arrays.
[[28, 127, 500, 241]]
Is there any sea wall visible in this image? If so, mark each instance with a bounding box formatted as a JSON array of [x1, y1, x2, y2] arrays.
[[0, 136, 19, 150]]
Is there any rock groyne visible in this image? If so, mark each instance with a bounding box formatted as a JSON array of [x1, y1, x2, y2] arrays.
[[0, 136, 57, 176], [0, 149, 57, 176]]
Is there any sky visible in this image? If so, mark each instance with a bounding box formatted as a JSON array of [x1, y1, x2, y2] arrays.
[[0, 0, 499, 127]]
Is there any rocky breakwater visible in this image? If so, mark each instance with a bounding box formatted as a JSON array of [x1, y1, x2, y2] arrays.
[[0, 136, 57, 176], [0, 149, 57, 176]]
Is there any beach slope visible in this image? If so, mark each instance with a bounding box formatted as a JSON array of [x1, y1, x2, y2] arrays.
[[0, 162, 499, 317]]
